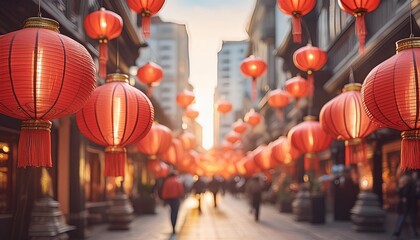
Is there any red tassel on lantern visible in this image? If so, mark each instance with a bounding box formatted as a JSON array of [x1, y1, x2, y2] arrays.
[[99, 40, 108, 79], [104, 147, 126, 177], [240, 56, 267, 103], [291, 13, 302, 43], [19, 120, 52, 167], [304, 154, 319, 172], [127, 0, 166, 38]]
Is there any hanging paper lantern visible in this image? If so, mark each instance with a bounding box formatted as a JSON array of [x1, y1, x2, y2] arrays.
[[244, 109, 262, 127], [240, 55, 267, 102], [84, 8, 123, 79], [161, 138, 183, 165], [268, 89, 290, 108], [288, 116, 333, 171], [225, 132, 241, 144], [127, 0, 165, 38], [271, 136, 301, 164], [362, 37, 420, 169], [232, 119, 248, 134], [184, 107, 199, 120], [293, 44, 327, 97], [338, 0, 381, 53], [320, 83, 379, 165], [148, 160, 169, 178], [243, 152, 261, 176], [253, 145, 276, 171], [137, 61, 163, 96], [277, 0, 316, 43], [285, 75, 309, 98], [178, 131, 196, 150], [76, 73, 154, 177], [176, 90, 195, 109], [217, 99, 233, 114], [177, 150, 197, 173], [0, 17, 96, 167], [136, 122, 172, 160]]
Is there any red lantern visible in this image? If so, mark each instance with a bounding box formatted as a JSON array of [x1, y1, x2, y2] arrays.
[[176, 90, 195, 109], [177, 150, 197, 173], [161, 138, 183, 165], [293, 44, 327, 97], [84, 8, 123, 79], [285, 75, 309, 98], [338, 0, 381, 53], [243, 152, 261, 176], [76, 73, 154, 177], [240, 56, 267, 102], [178, 131, 196, 150], [184, 107, 199, 120], [271, 136, 301, 164], [362, 38, 420, 169], [232, 119, 248, 134], [0, 17, 96, 167], [136, 122, 172, 160], [277, 0, 316, 43], [137, 61, 163, 96], [288, 116, 333, 171], [225, 132, 241, 144], [320, 83, 379, 165], [268, 89, 290, 108], [254, 145, 276, 171], [217, 99, 233, 114], [148, 160, 169, 178], [244, 109, 262, 127], [127, 0, 165, 38]]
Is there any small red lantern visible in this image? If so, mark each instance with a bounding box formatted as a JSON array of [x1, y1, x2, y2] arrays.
[[137, 61, 163, 96], [288, 116, 333, 171], [268, 89, 290, 108], [232, 119, 248, 134], [338, 0, 381, 53], [0, 17, 96, 167], [84, 8, 123, 79], [148, 160, 169, 178], [243, 152, 261, 176], [244, 109, 262, 127], [136, 122, 172, 160], [253, 145, 276, 171], [176, 90, 195, 109], [161, 138, 183, 165], [285, 75, 309, 98], [184, 107, 199, 120], [271, 136, 301, 164], [362, 38, 420, 169], [240, 55, 267, 102], [217, 99, 233, 114], [127, 0, 165, 38], [320, 83, 379, 165], [277, 0, 316, 43], [293, 44, 327, 97], [177, 150, 197, 173], [178, 131, 196, 150], [76, 73, 154, 177], [225, 132, 241, 144]]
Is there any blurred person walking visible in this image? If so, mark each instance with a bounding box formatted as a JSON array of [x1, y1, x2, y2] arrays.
[[246, 175, 263, 221], [192, 176, 207, 213], [208, 176, 222, 208], [161, 171, 184, 235]]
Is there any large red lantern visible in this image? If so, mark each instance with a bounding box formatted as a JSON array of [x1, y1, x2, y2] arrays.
[[240, 56, 267, 102], [320, 83, 379, 165], [293, 44, 327, 97], [338, 0, 381, 53], [277, 0, 316, 43], [216, 99, 233, 114], [76, 73, 154, 177], [127, 0, 165, 38], [137, 61, 163, 96], [161, 138, 183, 165], [285, 75, 308, 98], [362, 38, 420, 169], [0, 17, 96, 167], [268, 89, 290, 108], [244, 109, 262, 127], [176, 90, 195, 109], [136, 122, 172, 160], [271, 136, 301, 164], [84, 8, 123, 79], [232, 119, 248, 134], [288, 116, 333, 171]]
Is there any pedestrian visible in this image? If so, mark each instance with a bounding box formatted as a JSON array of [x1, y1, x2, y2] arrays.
[[161, 171, 184, 235], [245, 175, 263, 221], [392, 173, 419, 238], [192, 176, 207, 213], [208, 176, 222, 207]]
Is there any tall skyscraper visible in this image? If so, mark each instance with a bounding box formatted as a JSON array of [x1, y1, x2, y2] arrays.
[[214, 40, 250, 146]]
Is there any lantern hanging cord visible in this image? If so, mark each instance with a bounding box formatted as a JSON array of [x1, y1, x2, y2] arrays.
[[349, 67, 355, 84], [38, 0, 41, 17], [116, 38, 120, 73], [410, 0, 414, 38], [302, 20, 312, 45]]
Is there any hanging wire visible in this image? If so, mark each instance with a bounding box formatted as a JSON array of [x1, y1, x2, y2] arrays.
[[349, 67, 355, 84], [409, 0, 414, 38], [116, 38, 120, 73], [38, 0, 42, 17], [302, 20, 312, 45]]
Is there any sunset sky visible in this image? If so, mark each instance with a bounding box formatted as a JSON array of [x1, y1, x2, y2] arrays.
[[159, 0, 256, 149]]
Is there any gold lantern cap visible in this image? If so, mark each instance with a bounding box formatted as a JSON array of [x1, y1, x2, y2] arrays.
[[105, 73, 129, 84], [396, 37, 420, 53], [342, 83, 362, 92], [303, 115, 318, 121], [23, 17, 59, 32]]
